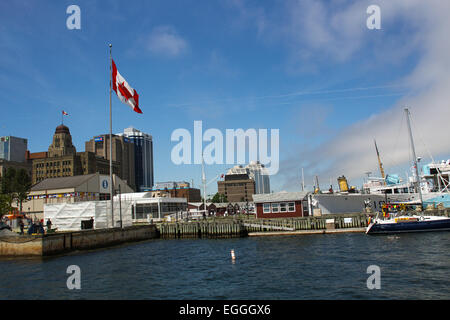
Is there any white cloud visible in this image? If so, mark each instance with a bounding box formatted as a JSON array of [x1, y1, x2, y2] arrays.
[[271, 0, 450, 190], [145, 25, 188, 57]]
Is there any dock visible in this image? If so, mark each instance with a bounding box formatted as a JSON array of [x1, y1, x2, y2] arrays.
[[157, 221, 246, 238], [156, 213, 372, 238]]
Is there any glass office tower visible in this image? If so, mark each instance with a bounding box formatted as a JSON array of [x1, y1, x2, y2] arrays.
[[119, 127, 154, 191]]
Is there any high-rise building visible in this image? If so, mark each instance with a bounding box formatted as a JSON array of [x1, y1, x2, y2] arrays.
[[0, 136, 27, 163], [0, 135, 31, 179], [85, 134, 136, 191], [118, 127, 154, 191], [224, 162, 271, 195], [246, 161, 271, 194]]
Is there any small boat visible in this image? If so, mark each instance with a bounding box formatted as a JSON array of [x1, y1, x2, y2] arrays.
[[366, 213, 450, 234]]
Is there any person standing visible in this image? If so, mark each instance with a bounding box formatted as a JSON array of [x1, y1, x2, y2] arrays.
[[38, 220, 45, 234], [19, 220, 24, 235], [46, 219, 52, 232]]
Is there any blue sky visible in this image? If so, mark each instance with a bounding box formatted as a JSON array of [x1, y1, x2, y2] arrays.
[[1, 0, 449, 196]]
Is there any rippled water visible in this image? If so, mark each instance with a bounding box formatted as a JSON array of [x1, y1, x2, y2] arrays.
[[1, 232, 449, 299]]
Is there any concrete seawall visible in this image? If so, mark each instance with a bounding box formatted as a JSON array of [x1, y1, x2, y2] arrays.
[[0, 225, 158, 257]]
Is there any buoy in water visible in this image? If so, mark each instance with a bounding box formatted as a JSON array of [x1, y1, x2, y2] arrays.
[[231, 249, 236, 260]]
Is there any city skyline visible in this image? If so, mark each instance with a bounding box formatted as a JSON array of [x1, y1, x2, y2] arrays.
[[1, 1, 450, 196]]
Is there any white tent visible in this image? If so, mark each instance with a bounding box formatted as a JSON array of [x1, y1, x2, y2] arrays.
[[44, 200, 133, 231]]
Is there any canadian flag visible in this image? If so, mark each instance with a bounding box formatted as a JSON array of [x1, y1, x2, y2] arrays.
[[62, 111, 68, 116], [111, 59, 142, 114]]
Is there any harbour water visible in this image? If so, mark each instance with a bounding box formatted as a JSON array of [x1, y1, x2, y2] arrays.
[[1, 232, 449, 300]]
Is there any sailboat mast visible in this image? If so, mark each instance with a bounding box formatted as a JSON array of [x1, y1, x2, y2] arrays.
[[404, 107, 423, 207], [301, 168, 305, 191], [374, 139, 386, 184], [202, 152, 207, 215]]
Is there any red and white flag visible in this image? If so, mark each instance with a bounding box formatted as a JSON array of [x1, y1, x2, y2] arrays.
[[111, 59, 142, 114], [62, 110, 68, 116]]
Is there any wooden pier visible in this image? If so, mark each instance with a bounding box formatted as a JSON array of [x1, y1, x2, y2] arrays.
[[240, 213, 370, 233], [156, 213, 372, 238], [157, 221, 247, 239]]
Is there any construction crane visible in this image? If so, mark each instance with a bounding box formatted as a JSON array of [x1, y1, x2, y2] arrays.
[[374, 139, 386, 185]]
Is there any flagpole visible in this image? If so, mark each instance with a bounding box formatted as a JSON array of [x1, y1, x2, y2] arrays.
[[109, 43, 114, 228]]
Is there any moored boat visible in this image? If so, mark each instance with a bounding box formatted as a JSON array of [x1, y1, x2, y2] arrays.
[[366, 214, 450, 234]]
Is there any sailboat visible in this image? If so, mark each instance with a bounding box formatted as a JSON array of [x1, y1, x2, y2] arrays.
[[366, 108, 450, 234]]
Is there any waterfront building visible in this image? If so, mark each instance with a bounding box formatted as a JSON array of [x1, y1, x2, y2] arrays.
[[188, 202, 216, 217], [187, 201, 252, 217], [252, 191, 309, 219], [152, 187, 201, 202], [155, 181, 190, 189], [25, 173, 133, 218], [217, 173, 255, 202], [85, 134, 136, 191], [153, 181, 201, 202], [118, 127, 154, 191], [118, 192, 187, 222], [0, 136, 28, 163]]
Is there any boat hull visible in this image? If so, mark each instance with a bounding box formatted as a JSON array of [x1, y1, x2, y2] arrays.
[[366, 217, 450, 234]]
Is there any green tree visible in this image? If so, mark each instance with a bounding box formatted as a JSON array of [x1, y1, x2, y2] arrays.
[[1, 167, 16, 214], [0, 167, 31, 215], [211, 192, 228, 203], [0, 193, 13, 219], [1, 167, 16, 195], [14, 169, 32, 213]]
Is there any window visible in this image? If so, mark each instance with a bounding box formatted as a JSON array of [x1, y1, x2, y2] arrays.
[[263, 203, 270, 213], [271, 203, 279, 213], [288, 202, 295, 212], [280, 203, 287, 212]]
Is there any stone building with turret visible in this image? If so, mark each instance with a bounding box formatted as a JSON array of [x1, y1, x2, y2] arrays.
[[31, 124, 120, 185]]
